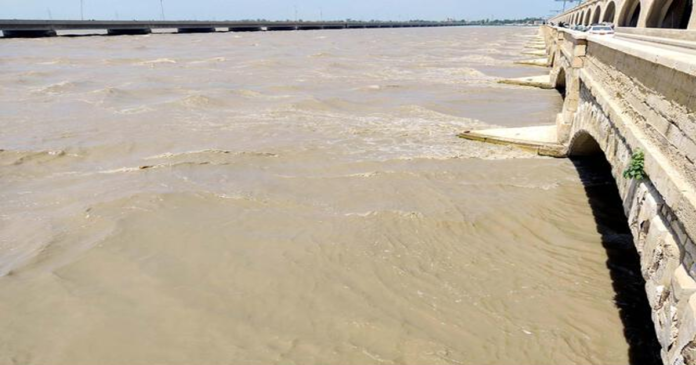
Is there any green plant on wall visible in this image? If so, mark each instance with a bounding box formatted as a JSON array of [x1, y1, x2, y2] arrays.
[[623, 150, 647, 180]]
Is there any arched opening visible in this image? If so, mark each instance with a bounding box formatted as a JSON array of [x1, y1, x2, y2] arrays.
[[555, 68, 567, 99], [592, 5, 602, 24], [619, 0, 642, 27], [569, 132, 602, 157], [646, 0, 693, 28], [584, 10, 592, 25], [568, 133, 662, 365], [603, 1, 617, 23]]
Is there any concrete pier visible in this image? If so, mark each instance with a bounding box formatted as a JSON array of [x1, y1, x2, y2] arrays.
[[107, 28, 151, 36], [297, 25, 323, 31], [266, 26, 297, 31], [177, 27, 216, 33], [229, 27, 263, 32], [2, 29, 56, 38]]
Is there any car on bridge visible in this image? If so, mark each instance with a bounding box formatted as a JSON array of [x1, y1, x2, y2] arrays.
[[587, 25, 615, 35]]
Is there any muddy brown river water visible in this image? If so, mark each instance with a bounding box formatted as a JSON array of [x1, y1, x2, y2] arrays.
[[0, 26, 650, 364]]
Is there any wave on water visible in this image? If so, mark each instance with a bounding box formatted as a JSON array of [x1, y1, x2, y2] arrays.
[[344, 210, 426, 219], [102, 58, 148, 65], [187, 57, 227, 65], [38, 58, 74, 65], [173, 94, 225, 109], [0, 149, 70, 166], [98, 149, 278, 174], [145, 149, 278, 160], [31, 81, 78, 95], [290, 97, 382, 113], [86, 87, 141, 106], [309, 52, 334, 58], [137, 58, 178, 66]]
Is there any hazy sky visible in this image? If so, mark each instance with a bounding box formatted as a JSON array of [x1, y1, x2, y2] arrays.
[[1, 0, 558, 21]]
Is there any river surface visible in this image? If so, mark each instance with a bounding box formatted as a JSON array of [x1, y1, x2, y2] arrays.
[[0, 27, 635, 364]]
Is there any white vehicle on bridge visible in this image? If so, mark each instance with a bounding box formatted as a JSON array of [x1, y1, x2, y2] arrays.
[[587, 25, 615, 35]]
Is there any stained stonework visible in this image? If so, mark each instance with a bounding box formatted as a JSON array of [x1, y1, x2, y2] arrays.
[[544, 25, 696, 365]]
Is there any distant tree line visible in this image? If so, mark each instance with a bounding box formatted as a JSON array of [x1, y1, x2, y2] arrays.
[[462, 17, 545, 25], [234, 18, 545, 25]]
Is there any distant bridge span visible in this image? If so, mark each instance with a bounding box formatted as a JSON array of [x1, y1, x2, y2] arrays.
[[0, 20, 467, 38]]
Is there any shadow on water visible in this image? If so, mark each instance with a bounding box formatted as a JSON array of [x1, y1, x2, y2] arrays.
[[571, 155, 662, 365]]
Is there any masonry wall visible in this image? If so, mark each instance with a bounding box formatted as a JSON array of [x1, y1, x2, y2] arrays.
[[570, 84, 696, 365], [546, 26, 696, 365]]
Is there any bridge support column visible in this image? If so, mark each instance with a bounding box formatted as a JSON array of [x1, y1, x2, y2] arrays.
[[2, 30, 57, 38], [229, 27, 262, 32], [107, 28, 152, 36], [178, 27, 216, 33], [550, 28, 587, 144], [266, 26, 297, 31]]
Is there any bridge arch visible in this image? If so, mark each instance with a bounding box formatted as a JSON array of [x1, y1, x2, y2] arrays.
[[568, 130, 603, 157], [619, 0, 643, 26], [603, 1, 618, 23], [592, 5, 603, 24], [585, 10, 593, 25], [554, 67, 567, 99], [646, 0, 693, 28]]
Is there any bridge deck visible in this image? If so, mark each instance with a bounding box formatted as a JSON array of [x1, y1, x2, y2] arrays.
[[0, 20, 465, 37]]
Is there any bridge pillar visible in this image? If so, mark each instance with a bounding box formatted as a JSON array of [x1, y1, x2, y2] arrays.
[[266, 26, 297, 31], [2, 29, 57, 38], [229, 27, 262, 32], [178, 27, 216, 33], [548, 27, 587, 144], [107, 28, 152, 36]]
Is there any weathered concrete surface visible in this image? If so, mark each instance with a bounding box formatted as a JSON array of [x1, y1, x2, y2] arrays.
[[522, 50, 548, 56], [514, 58, 550, 67], [459, 125, 565, 157], [498, 75, 553, 89]]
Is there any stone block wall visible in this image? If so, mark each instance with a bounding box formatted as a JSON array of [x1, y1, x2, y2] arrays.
[[546, 25, 696, 365], [570, 86, 696, 364]]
